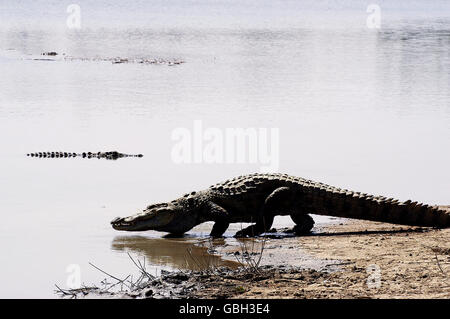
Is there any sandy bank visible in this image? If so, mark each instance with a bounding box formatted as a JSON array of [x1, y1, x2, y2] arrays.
[[206, 205, 450, 298]]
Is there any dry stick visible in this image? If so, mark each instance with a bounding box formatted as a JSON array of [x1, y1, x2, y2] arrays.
[[255, 236, 267, 269], [253, 216, 270, 270], [211, 238, 222, 272], [57, 254, 156, 298], [234, 224, 247, 269], [138, 259, 151, 278], [235, 237, 257, 272], [129, 255, 155, 290], [89, 262, 132, 289], [423, 245, 448, 276], [185, 248, 198, 270], [249, 216, 265, 271], [186, 247, 205, 271], [435, 253, 446, 275], [191, 238, 217, 272], [196, 246, 210, 272], [55, 284, 99, 298], [244, 239, 254, 269], [233, 250, 247, 269], [239, 232, 267, 272], [204, 237, 219, 272], [54, 284, 73, 296], [204, 238, 214, 271], [238, 230, 257, 271], [232, 236, 244, 269], [127, 252, 154, 280], [127, 252, 142, 270], [104, 275, 132, 292]]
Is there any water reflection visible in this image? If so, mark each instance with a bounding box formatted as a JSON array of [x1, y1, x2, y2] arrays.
[[111, 236, 239, 271]]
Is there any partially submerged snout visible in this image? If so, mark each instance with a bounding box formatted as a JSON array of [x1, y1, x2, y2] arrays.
[[110, 216, 145, 231], [110, 204, 177, 232], [110, 214, 164, 231]]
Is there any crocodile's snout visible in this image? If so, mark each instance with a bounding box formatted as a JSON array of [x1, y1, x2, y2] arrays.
[[111, 217, 122, 224], [110, 217, 135, 230]]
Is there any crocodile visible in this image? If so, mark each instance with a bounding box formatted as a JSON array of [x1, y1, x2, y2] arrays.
[[35, 52, 185, 66], [110, 173, 450, 237], [27, 151, 143, 160]]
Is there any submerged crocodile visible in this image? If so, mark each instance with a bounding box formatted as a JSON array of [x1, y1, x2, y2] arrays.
[[27, 151, 143, 160], [111, 173, 450, 237], [36, 52, 185, 66]]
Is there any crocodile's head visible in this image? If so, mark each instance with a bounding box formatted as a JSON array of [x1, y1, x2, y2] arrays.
[[111, 197, 201, 235]]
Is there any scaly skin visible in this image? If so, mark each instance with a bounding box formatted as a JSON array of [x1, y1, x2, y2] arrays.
[[111, 173, 450, 237], [27, 151, 143, 160]]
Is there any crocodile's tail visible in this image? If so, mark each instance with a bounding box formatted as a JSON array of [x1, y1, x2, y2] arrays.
[[306, 185, 450, 228], [27, 151, 143, 160]]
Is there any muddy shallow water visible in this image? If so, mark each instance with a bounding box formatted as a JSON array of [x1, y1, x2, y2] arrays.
[[109, 215, 341, 273]]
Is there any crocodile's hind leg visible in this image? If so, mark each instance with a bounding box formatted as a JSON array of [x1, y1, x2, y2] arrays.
[[235, 187, 291, 237], [290, 213, 315, 235]]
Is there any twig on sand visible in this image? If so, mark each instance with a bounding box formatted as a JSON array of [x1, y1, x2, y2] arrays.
[[434, 254, 446, 275], [127, 252, 155, 281], [89, 262, 132, 290], [54, 284, 100, 298], [424, 245, 448, 276], [55, 254, 159, 298], [232, 223, 267, 273]]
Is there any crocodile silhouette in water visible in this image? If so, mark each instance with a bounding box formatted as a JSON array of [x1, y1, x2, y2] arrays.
[[27, 151, 143, 160], [111, 173, 450, 237], [36, 52, 185, 65]]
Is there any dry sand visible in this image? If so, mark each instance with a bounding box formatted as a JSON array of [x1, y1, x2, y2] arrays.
[[198, 206, 450, 299]]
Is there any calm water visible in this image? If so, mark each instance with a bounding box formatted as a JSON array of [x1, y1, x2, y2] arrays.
[[0, 1, 449, 298]]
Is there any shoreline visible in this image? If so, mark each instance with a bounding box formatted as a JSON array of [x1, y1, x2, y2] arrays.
[[61, 206, 450, 299]]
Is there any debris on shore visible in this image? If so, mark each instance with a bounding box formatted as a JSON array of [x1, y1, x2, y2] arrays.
[[55, 263, 325, 299]]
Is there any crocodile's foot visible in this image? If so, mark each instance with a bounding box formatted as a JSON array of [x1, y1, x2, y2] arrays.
[[290, 213, 315, 235], [292, 224, 313, 235], [234, 225, 265, 238]]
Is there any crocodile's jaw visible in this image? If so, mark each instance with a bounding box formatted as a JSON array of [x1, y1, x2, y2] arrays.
[[111, 208, 176, 232], [111, 217, 158, 231]]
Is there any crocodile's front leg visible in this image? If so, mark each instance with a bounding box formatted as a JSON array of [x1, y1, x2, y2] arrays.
[[235, 187, 292, 237], [203, 201, 230, 237]]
